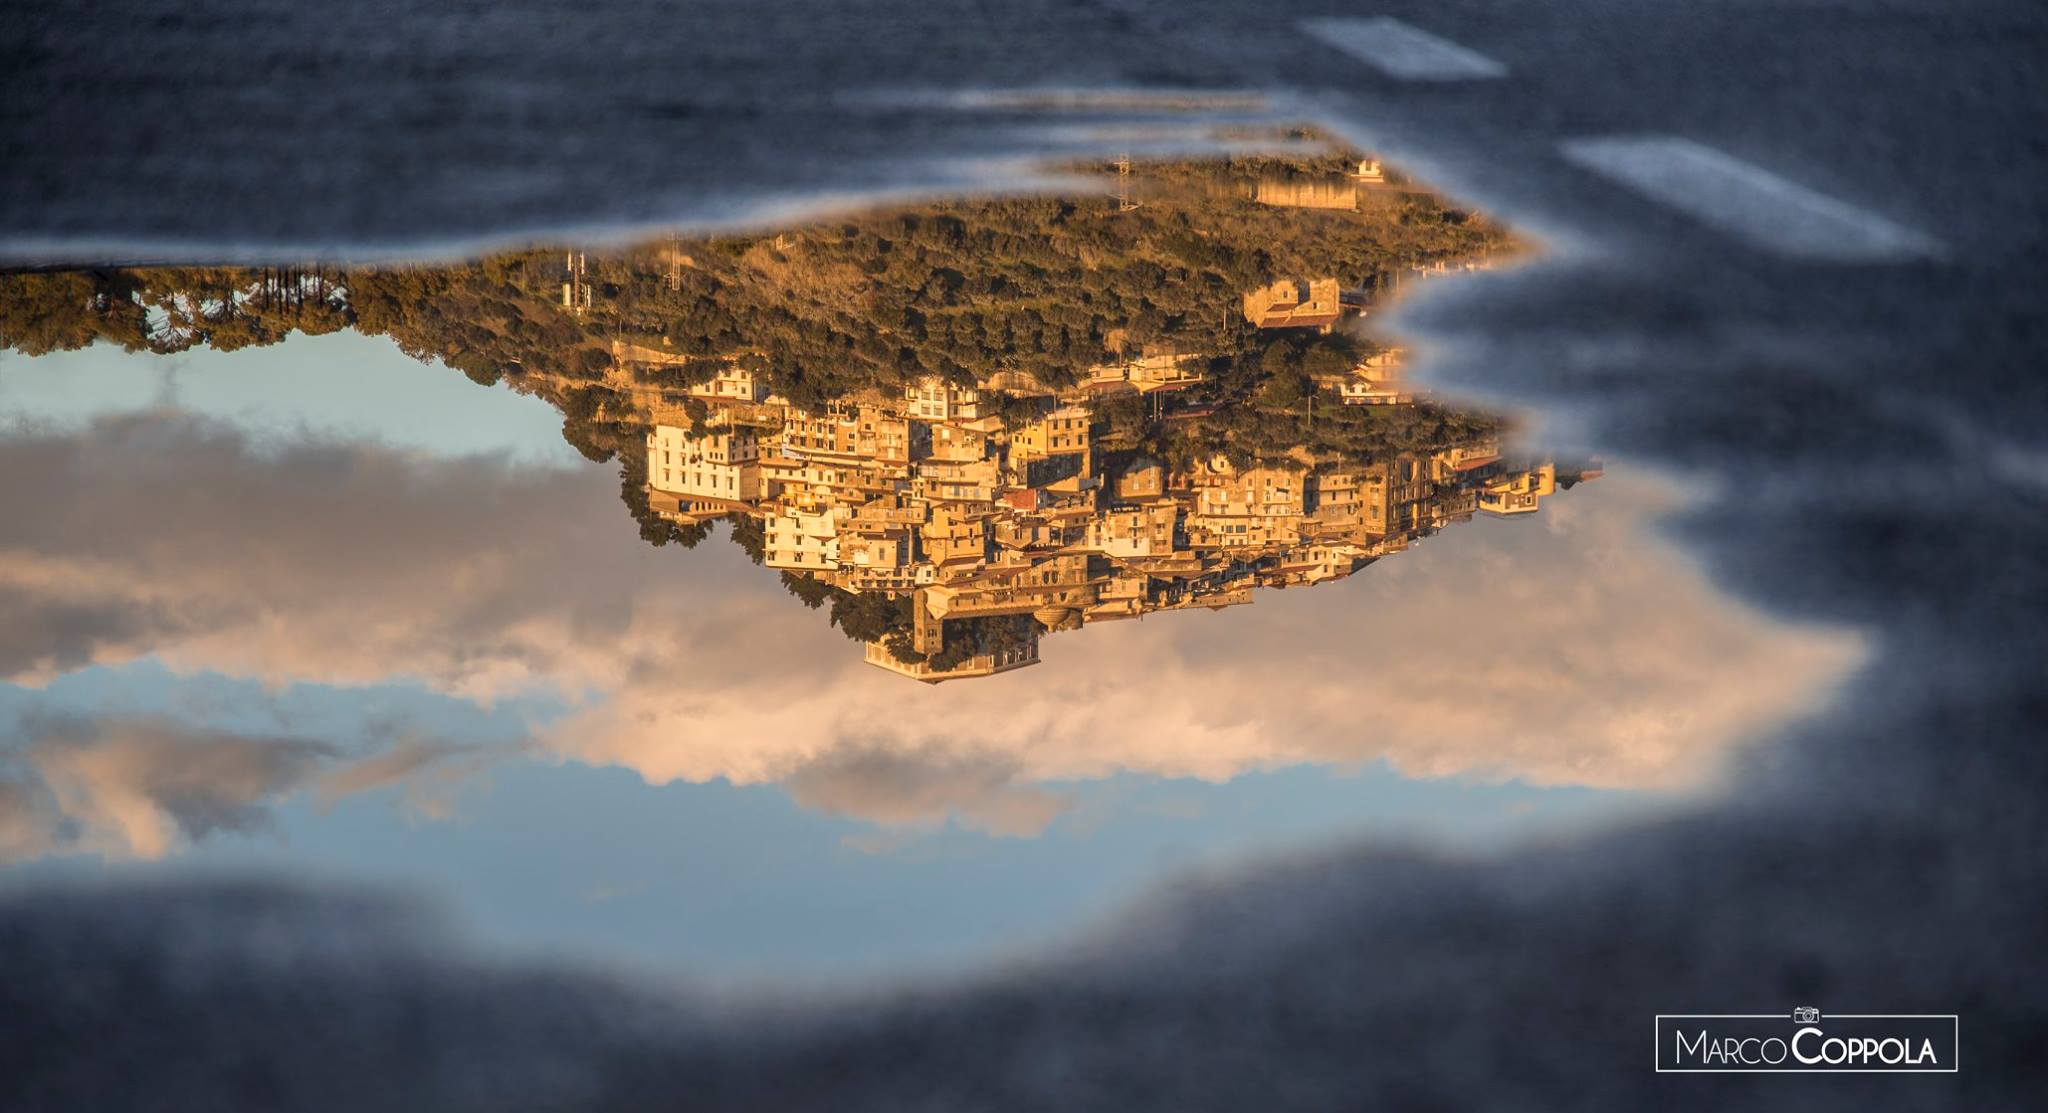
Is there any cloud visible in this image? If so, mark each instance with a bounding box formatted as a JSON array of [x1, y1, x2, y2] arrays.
[[1, 714, 333, 860], [0, 411, 1866, 850], [782, 745, 1073, 837], [0, 709, 513, 862], [0, 779, 66, 862], [0, 411, 670, 697], [0, 584, 187, 685], [314, 740, 507, 821]]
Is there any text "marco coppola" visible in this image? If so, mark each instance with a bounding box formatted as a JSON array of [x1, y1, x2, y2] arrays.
[[1654, 1009, 1958, 1072]]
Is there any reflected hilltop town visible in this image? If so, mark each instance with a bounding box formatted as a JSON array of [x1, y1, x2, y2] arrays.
[[610, 313, 1595, 682], [0, 144, 1597, 682]]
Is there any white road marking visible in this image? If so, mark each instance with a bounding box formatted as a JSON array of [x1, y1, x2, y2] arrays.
[[1297, 17, 1508, 81], [1559, 135, 1942, 262]]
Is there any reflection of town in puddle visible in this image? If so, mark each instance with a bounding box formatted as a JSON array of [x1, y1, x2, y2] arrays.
[[509, 151, 1574, 681], [0, 147, 1873, 966], [631, 357, 1595, 682]]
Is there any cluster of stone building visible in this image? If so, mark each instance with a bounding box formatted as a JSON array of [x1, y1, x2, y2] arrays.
[[632, 347, 1598, 682]]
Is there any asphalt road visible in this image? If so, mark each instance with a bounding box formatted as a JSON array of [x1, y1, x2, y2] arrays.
[[2, 0, 2045, 1109]]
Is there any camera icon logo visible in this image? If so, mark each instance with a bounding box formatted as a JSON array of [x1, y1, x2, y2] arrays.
[[1792, 1006, 1821, 1024]]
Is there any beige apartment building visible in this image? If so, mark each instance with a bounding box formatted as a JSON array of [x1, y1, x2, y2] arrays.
[[914, 457, 1004, 504], [1479, 463, 1559, 516], [1008, 405, 1092, 461], [928, 420, 995, 463], [1087, 503, 1181, 560], [1242, 278, 1345, 330]]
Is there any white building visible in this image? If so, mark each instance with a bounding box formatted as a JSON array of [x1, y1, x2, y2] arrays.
[[764, 507, 843, 570], [905, 376, 983, 422], [688, 365, 779, 404], [647, 426, 765, 500]]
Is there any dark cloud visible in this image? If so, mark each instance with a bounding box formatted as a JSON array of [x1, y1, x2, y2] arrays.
[[0, 714, 335, 859], [0, 709, 505, 861], [0, 410, 657, 691], [0, 879, 694, 1113], [0, 587, 182, 682]]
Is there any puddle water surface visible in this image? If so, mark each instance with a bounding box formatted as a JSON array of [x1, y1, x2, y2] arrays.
[[0, 148, 1863, 975]]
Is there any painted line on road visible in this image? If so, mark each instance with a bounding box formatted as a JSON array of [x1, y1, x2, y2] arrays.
[[1559, 135, 1942, 262], [1297, 17, 1508, 81]]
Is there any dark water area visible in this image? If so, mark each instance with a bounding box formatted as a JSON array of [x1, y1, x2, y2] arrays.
[[2, 0, 1248, 260], [4, 0, 2047, 1109]]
